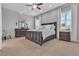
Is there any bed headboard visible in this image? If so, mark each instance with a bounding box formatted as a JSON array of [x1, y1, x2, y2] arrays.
[[41, 22, 57, 38]]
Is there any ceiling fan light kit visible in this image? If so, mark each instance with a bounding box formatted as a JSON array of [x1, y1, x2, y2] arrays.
[[32, 4, 37, 9], [25, 3, 43, 11]]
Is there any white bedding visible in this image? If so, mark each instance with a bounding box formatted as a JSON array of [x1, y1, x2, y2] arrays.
[[41, 29, 55, 40], [27, 24, 55, 40]]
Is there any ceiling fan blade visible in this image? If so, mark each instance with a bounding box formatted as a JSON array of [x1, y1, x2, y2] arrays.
[[37, 3, 43, 5], [37, 7, 41, 10], [25, 4, 32, 6]]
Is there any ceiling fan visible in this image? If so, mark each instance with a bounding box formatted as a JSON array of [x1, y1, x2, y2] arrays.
[[25, 3, 43, 10]]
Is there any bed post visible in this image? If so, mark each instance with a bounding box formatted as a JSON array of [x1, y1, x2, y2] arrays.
[[39, 33, 43, 46], [54, 22, 57, 38]]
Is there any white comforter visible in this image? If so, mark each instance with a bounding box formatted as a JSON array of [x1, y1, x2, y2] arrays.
[[27, 29, 55, 40], [41, 29, 55, 40]]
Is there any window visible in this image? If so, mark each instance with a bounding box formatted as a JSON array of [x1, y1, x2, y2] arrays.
[[60, 7, 71, 30], [66, 10, 71, 29]]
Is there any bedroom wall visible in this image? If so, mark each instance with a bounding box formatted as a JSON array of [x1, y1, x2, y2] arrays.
[[2, 7, 34, 38], [0, 3, 2, 49], [41, 9, 58, 24]]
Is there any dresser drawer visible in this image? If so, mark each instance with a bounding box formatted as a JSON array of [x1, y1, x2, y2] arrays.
[[59, 32, 70, 42], [15, 29, 28, 37]]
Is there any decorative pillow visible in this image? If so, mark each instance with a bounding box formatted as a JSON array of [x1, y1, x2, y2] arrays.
[[50, 24, 55, 30], [37, 26, 45, 30], [37, 24, 55, 30], [45, 25, 51, 30]]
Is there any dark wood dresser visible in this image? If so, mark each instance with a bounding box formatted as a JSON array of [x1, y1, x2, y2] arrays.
[[15, 28, 28, 37], [59, 31, 70, 42]]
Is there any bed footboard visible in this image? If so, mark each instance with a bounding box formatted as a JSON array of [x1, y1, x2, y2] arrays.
[[25, 31, 43, 45]]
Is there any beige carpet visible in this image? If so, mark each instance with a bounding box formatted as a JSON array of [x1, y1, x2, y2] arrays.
[[0, 37, 79, 56]]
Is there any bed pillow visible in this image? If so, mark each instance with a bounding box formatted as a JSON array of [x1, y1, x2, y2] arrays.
[[45, 25, 55, 30], [50, 24, 55, 30], [37, 24, 55, 30], [45, 25, 51, 30], [37, 26, 45, 30]]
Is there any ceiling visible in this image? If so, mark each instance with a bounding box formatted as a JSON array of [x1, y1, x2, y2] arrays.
[[2, 3, 65, 16]]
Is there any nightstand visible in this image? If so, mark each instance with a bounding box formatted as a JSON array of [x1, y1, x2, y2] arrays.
[[59, 31, 70, 42]]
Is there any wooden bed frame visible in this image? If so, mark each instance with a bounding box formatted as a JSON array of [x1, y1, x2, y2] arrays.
[[25, 22, 57, 46]]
